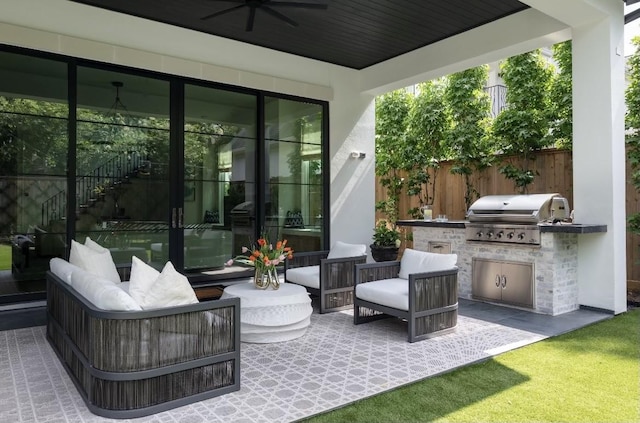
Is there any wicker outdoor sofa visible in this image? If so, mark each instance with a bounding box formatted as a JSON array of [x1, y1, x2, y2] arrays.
[[46, 266, 241, 419]]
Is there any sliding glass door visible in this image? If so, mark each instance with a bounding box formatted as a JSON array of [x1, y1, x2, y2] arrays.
[[264, 96, 324, 252], [0, 51, 68, 302], [183, 84, 257, 271], [75, 67, 171, 269], [0, 46, 329, 305]]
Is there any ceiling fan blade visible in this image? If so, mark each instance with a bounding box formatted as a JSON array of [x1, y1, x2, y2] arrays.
[[246, 6, 256, 32], [268, 1, 328, 9], [201, 4, 245, 21], [261, 5, 299, 27]]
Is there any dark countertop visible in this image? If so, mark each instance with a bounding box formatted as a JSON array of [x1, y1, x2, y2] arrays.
[[537, 223, 607, 233], [397, 219, 466, 228], [397, 220, 607, 233]]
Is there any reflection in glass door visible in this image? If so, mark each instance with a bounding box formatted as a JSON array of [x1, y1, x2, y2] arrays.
[[0, 52, 68, 301], [264, 97, 324, 253], [76, 68, 170, 269], [183, 84, 257, 272]]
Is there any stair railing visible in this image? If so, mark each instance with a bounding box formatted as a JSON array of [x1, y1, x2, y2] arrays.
[[41, 151, 146, 226]]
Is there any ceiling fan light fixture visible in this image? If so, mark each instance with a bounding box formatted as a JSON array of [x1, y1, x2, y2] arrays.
[[201, 0, 327, 32]]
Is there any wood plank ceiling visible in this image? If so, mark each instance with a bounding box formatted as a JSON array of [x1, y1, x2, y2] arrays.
[[70, 0, 529, 70]]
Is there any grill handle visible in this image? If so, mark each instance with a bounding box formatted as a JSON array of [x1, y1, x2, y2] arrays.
[[495, 274, 501, 287]]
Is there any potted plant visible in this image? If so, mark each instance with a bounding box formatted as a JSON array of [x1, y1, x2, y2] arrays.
[[370, 220, 401, 262]]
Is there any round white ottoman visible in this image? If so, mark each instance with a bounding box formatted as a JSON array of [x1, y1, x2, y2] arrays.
[[220, 282, 312, 343]]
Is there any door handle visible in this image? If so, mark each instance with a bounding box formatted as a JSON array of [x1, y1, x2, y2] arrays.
[[171, 208, 177, 228], [495, 274, 501, 287], [178, 207, 184, 229], [501, 275, 507, 289]]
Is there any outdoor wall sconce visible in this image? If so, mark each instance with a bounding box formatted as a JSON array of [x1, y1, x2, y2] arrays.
[[350, 151, 366, 159]]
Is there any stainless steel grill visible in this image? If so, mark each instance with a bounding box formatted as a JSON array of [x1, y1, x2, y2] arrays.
[[465, 193, 570, 245]]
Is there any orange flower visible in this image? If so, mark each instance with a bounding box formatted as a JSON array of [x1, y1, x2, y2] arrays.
[[249, 255, 256, 262], [253, 250, 261, 258], [282, 239, 288, 246], [276, 240, 282, 249], [257, 238, 266, 246]]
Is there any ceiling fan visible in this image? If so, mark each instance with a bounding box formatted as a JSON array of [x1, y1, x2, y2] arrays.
[[201, 0, 328, 32]]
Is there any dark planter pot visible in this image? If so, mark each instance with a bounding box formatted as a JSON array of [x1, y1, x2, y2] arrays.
[[370, 244, 399, 262]]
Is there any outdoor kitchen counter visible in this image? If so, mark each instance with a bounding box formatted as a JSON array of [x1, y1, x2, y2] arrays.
[[397, 220, 607, 233], [399, 219, 609, 316]]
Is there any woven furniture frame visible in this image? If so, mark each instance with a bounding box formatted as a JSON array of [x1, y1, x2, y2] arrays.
[[285, 250, 366, 313], [354, 261, 458, 342], [46, 270, 241, 419]]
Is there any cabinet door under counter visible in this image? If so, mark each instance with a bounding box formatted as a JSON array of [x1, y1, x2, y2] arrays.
[[472, 258, 534, 309]]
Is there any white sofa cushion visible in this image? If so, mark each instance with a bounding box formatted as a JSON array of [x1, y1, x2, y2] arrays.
[[327, 241, 366, 259], [129, 256, 160, 303], [132, 260, 199, 310], [71, 268, 141, 311], [286, 265, 320, 289], [49, 257, 76, 285], [69, 238, 121, 284], [355, 278, 408, 311], [398, 248, 457, 280]]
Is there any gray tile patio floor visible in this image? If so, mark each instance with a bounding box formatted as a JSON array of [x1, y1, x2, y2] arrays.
[[0, 299, 610, 423]]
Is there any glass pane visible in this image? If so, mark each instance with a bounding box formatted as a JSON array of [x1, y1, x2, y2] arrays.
[[264, 97, 324, 252], [76, 68, 170, 268], [0, 51, 68, 295], [184, 84, 257, 271]]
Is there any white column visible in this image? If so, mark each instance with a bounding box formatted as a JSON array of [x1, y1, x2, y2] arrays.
[[572, 8, 626, 314]]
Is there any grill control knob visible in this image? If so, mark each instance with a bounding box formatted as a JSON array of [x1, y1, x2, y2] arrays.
[[497, 231, 504, 239], [476, 231, 483, 238], [517, 232, 526, 240], [487, 231, 494, 239], [507, 232, 515, 239]]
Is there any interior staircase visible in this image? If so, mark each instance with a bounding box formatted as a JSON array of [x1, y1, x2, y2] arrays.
[[41, 151, 147, 226]]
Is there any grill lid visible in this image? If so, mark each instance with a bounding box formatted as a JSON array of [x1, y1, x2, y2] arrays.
[[467, 193, 569, 224]]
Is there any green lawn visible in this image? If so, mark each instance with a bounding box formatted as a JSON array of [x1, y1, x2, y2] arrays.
[[0, 244, 11, 270], [303, 309, 640, 423]]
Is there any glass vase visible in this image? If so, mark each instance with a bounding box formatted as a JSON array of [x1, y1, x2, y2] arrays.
[[254, 267, 280, 290]]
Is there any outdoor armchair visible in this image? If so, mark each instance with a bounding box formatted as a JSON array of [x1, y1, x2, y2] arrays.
[[285, 241, 366, 313], [354, 248, 458, 342]]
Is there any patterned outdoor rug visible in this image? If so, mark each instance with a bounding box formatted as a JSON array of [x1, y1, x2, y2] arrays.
[[0, 303, 607, 423]]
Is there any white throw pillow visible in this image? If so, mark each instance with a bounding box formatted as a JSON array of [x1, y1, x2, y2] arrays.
[[71, 268, 141, 311], [49, 257, 76, 285], [327, 241, 366, 259], [398, 248, 457, 280], [134, 261, 199, 310], [68, 239, 121, 284], [128, 256, 161, 304], [84, 236, 107, 253]]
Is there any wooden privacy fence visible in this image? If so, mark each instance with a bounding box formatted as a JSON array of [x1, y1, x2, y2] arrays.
[[375, 148, 640, 285]]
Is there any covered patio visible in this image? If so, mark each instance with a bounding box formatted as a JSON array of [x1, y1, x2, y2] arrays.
[[0, 0, 628, 312], [1, 300, 609, 422], [0, 0, 631, 420]]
